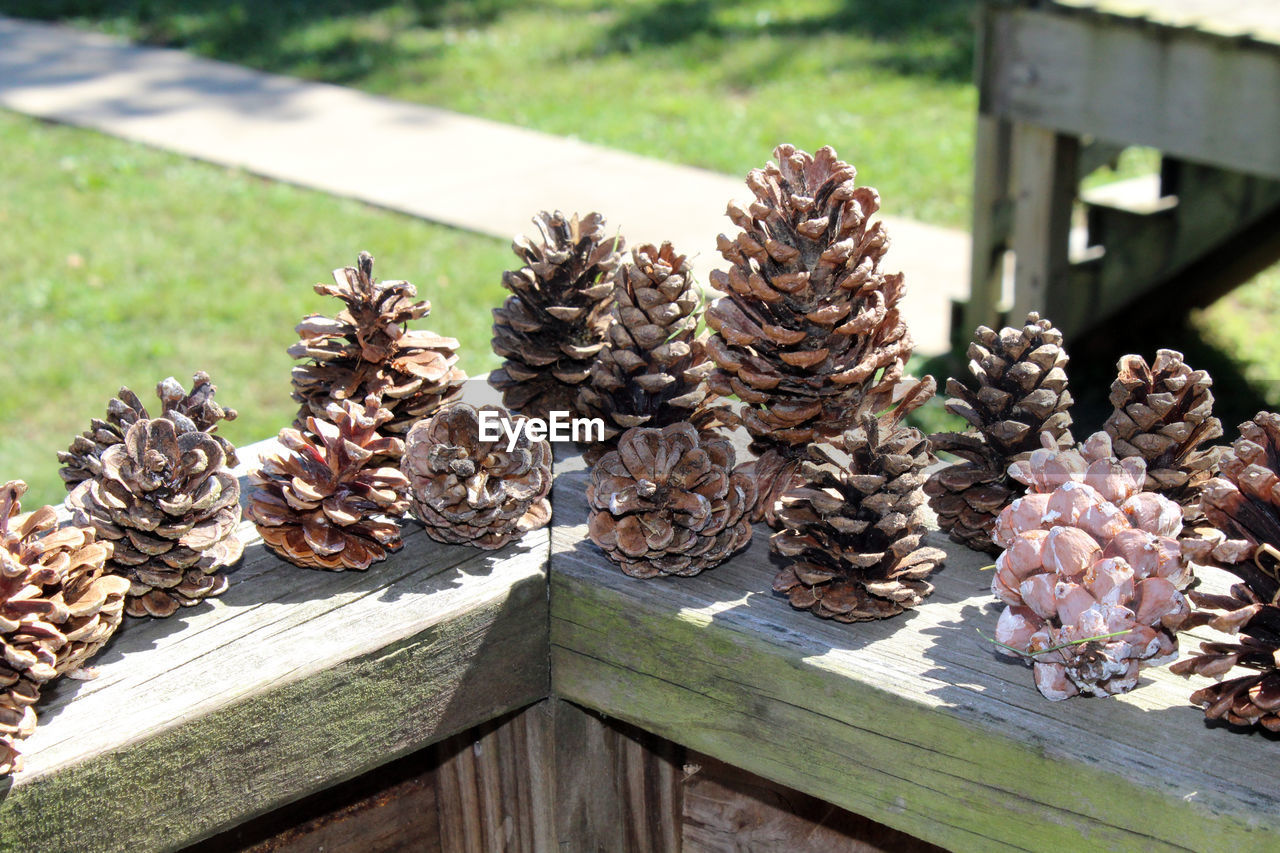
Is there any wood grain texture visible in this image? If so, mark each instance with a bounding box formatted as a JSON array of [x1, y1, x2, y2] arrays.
[[551, 699, 683, 853], [548, 450, 1280, 853], [682, 754, 941, 853], [0, 439, 551, 853], [984, 5, 1280, 179]]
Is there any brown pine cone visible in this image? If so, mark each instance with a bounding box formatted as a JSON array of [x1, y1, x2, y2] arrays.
[[68, 418, 244, 618], [703, 144, 920, 526], [1172, 412, 1280, 729], [403, 403, 552, 550], [1172, 585, 1280, 731], [59, 372, 238, 491], [772, 406, 945, 623], [490, 211, 624, 422], [249, 397, 409, 571], [1104, 349, 1221, 512], [587, 423, 755, 578], [577, 241, 716, 463], [924, 313, 1073, 554], [291, 251, 466, 446], [1, 481, 131, 776]]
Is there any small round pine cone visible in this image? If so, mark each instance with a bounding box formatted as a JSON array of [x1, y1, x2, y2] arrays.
[[771, 412, 945, 623], [587, 423, 755, 578], [59, 372, 238, 492], [991, 432, 1192, 701], [0, 481, 130, 776], [403, 403, 552, 550], [68, 417, 244, 618], [249, 397, 410, 572]]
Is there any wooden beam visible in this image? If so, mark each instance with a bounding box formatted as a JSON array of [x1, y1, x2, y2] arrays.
[[963, 113, 1014, 340], [985, 5, 1280, 180], [1, 440, 551, 853], [1010, 121, 1078, 326], [551, 699, 683, 852], [548, 451, 1280, 852]]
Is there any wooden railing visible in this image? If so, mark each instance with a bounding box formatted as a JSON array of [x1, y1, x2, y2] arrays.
[[3, 441, 1278, 852]]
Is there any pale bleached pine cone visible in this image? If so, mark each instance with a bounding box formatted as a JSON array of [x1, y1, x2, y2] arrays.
[[991, 432, 1191, 700]]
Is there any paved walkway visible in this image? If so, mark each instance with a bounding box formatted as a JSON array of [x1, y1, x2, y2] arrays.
[[0, 16, 968, 353]]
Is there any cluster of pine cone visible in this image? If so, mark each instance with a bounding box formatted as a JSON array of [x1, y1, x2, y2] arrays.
[[489, 147, 949, 623], [15, 134, 1280, 794]]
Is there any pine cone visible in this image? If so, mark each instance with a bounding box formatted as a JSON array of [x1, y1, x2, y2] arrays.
[[1, 481, 131, 775], [291, 251, 466, 446], [403, 403, 552, 550], [771, 394, 946, 623], [1171, 412, 1280, 729], [587, 423, 754, 578], [577, 242, 715, 462], [68, 418, 244, 618], [925, 313, 1074, 554], [703, 144, 920, 526], [991, 432, 1191, 700], [249, 397, 409, 571], [1104, 349, 1221, 511], [59, 372, 238, 491], [490, 211, 624, 422]]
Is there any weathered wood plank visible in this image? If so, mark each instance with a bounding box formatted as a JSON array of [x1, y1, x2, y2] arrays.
[[0, 439, 551, 853], [1048, 0, 1280, 46], [984, 5, 1280, 179], [963, 112, 1014, 337], [1010, 121, 1077, 325], [682, 754, 940, 853], [548, 450, 1280, 852], [550, 699, 684, 852]]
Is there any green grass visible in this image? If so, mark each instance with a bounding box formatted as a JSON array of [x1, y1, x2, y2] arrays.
[[0, 110, 511, 508], [6, 0, 981, 227], [1192, 267, 1280, 416]]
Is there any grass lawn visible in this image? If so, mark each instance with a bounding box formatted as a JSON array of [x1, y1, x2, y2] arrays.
[[1, 110, 512, 508], [6, 0, 981, 228], [4, 0, 1279, 489]]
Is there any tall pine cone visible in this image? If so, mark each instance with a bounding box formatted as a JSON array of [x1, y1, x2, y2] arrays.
[[1, 481, 130, 775], [291, 251, 466, 445], [587, 423, 754, 578], [249, 397, 409, 571], [1104, 349, 1221, 511], [59, 372, 238, 491], [991, 432, 1191, 700], [703, 144, 920, 526], [1172, 412, 1280, 729], [402, 403, 552, 550], [772, 391, 945, 623], [490, 211, 624, 421], [924, 313, 1073, 554], [68, 418, 244, 618], [578, 241, 715, 462]]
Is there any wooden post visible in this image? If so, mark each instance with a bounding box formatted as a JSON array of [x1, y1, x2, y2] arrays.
[[964, 113, 1014, 340], [550, 699, 683, 853], [1010, 122, 1078, 326]]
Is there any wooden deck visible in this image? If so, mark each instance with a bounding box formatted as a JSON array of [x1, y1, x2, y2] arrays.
[[966, 0, 1280, 341], [4, 441, 1279, 851], [0, 441, 550, 852]]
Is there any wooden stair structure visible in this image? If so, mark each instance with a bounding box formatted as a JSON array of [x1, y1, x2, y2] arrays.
[[964, 0, 1280, 343]]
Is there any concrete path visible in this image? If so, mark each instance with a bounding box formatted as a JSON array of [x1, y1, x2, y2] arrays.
[[0, 16, 968, 353]]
